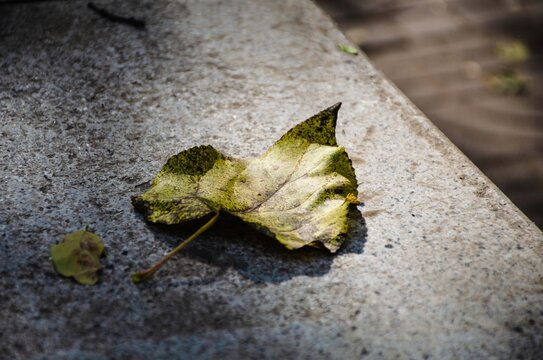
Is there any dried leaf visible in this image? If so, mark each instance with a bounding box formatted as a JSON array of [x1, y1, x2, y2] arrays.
[[51, 229, 104, 285], [133, 103, 359, 252]]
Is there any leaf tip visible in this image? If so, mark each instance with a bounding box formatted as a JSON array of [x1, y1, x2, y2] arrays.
[[346, 193, 360, 205], [279, 103, 343, 146], [323, 241, 341, 253], [328, 102, 342, 114]]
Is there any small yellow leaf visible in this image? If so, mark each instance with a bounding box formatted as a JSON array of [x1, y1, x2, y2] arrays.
[[51, 230, 104, 285], [339, 44, 359, 56], [496, 40, 530, 64]]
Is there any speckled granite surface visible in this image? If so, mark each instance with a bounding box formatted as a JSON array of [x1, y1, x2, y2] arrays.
[[0, 1, 541, 359]]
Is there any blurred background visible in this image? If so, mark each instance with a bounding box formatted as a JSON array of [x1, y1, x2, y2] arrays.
[[316, 0, 543, 228]]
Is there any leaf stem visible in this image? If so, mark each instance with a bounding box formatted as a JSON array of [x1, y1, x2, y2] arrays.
[[131, 211, 220, 283]]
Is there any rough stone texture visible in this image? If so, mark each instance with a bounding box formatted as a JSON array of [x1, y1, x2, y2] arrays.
[[0, 1, 541, 359]]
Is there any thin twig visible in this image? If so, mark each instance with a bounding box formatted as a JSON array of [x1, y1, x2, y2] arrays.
[[131, 212, 220, 283], [87, 2, 145, 29]]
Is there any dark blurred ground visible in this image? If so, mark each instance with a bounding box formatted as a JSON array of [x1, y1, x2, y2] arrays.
[[316, 0, 543, 228]]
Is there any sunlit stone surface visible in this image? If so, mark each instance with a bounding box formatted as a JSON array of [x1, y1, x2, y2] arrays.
[[0, 1, 541, 358]]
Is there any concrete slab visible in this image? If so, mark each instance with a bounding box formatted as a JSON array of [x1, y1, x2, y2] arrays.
[[0, 0, 541, 359]]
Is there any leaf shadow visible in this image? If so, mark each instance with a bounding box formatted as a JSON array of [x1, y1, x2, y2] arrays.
[[145, 207, 367, 284]]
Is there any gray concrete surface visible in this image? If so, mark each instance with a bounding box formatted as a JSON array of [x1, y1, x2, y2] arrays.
[[0, 0, 541, 359]]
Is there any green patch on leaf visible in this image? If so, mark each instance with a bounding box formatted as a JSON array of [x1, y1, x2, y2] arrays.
[[132, 104, 360, 282], [339, 44, 359, 56], [51, 230, 104, 285]]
